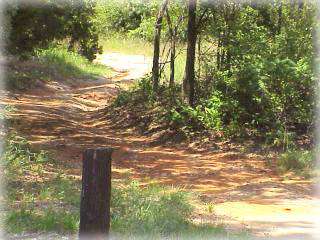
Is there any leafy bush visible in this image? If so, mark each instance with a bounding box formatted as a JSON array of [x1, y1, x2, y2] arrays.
[[94, 0, 157, 36], [128, 16, 157, 41], [5, 0, 101, 61], [113, 75, 155, 107]]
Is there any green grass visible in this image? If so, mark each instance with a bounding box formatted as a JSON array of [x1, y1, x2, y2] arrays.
[[100, 34, 154, 56], [101, 34, 186, 82], [6, 44, 115, 91], [2, 132, 249, 239], [35, 44, 114, 79], [277, 149, 315, 177], [3, 133, 81, 234], [5, 60, 52, 90]]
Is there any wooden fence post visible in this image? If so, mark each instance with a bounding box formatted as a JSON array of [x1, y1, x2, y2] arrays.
[[79, 148, 113, 239]]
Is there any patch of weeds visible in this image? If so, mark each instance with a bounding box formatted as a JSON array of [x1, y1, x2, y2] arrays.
[[0, 105, 16, 117], [2, 133, 81, 234], [111, 181, 193, 236], [113, 75, 155, 108], [35, 44, 114, 79], [6, 208, 79, 233], [205, 202, 215, 214], [5, 61, 51, 90], [277, 149, 315, 177], [110, 181, 236, 239]]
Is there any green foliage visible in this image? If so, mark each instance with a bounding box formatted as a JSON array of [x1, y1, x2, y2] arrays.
[[109, 1, 316, 148], [5, 0, 101, 61], [94, 0, 158, 38], [3, 133, 49, 180], [95, 0, 187, 42], [35, 44, 113, 78], [278, 149, 314, 173], [65, 0, 102, 61], [165, 97, 222, 132], [111, 181, 193, 236], [5, 1, 65, 58], [6, 208, 79, 233], [114, 75, 155, 107], [194, 2, 316, 143], [2, 133, 81, 233], [128, 16, 157, 41]]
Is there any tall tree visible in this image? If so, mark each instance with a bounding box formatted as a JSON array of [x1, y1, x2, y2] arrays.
[[182, 0, 197, 106], [152, 0, 169, 92]]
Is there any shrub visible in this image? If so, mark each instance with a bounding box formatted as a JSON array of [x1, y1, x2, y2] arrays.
[[5, 0, 101, 61]]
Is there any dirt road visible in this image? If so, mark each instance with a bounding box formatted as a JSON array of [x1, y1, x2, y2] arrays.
[[2, 52, 319, 239]]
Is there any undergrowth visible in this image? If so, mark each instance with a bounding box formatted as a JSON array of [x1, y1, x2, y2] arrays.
[[277, 149, 316, 177], [1, 131, 245, 239], [3, 133, 80, 233], [112, 76, 315, 177], [5, 44, 113, 91], [35, 44, 113, 79]]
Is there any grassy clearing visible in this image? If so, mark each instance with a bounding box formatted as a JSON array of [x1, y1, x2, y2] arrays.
[[5, 44, 114, 91], [100, 34, 154, 56], [101, 34, 186, 82], [1, 129, 248, 239]]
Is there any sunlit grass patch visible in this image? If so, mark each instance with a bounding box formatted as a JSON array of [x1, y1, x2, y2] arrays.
[[277, 149, 316, 178], [101, 34, 186, 83], [6, 208, 79, 234], [111, 181, 193, 236], [2, 133, 81, 234], [100, 34, 153, 56], [5, 44, 115, 91], [35, 44, 114, 79]]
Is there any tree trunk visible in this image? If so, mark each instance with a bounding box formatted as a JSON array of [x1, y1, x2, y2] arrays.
[[182, 0, 197, 107], [165, 8, 175, 88], [278, 2, 282, 34], [152, 0, 169, 92], [197, 34, 201, 78], [217, 32, 221, 70]]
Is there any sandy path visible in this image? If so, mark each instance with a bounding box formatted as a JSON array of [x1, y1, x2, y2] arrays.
[[2, 52, 319, 239]]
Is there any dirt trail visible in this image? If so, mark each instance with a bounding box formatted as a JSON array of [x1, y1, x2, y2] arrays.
[[2, 52, 319, 239]]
